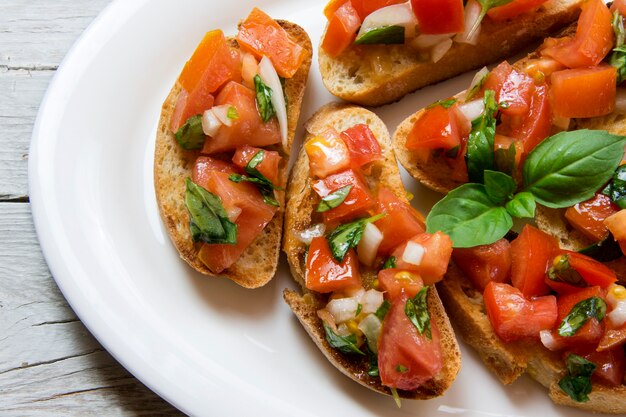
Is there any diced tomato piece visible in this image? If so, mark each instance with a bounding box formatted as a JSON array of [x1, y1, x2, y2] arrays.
[[192, 156, 236, 189], [378, 269, 424, 300], [541, 0, 614, 68], [510, 225, 559, 298], [305, 237, 361, 293], [557, 251, 618, 288], [232, 145, 283, 187], [196, 170, 277, 273], [305, 129, 351, 178], [585, 348, 626, 386], [551, 65, 617, 118], [565, 193, 620, 241], [170, 88, 216, 133], [447, 135, 469, 183], [324, 0, 351, 19], [202, 82, 281, 154], [321, 2, 361, 57], [605, 209, 626, 241], [410, 0, 464, 34], [487, 0, 549, 22], [405, 104, 464, 152], [312, 169, 374, 224], [236, 8, 305, 78], [378, 290, 443, 390], [510, 84, 552, 156], [179, 30, 241, 95], [598, 322, 626, 352], [391, 232, 453, 285], [552, 286, 606, 349], [484, 62, 535, 117], [374, 188, 426, 254], [340, 124, 383, 169], [483, 282, 558, 342], [611, 0, 626, 16], [452, 239, 512, 291]]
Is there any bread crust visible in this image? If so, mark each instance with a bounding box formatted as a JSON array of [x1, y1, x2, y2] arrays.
[[319, 0, 582, 106], [154, 21, 312, 288], [282, 103, 461, 399]]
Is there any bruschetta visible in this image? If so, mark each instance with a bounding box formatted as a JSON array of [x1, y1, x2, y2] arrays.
[[154, 8, 312, 288], [319, 0, 583, 106], [282, 103, 461, 400]]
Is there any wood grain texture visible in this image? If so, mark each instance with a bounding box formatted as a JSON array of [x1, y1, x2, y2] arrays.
[[1, 1, 184, 414]]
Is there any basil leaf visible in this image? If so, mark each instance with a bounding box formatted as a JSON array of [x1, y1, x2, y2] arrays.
[[367, 349, 379, 377], [558, 354, 596, 403], [405, 286, 431, 339], [243, 150, 283, 190], [327, 214, 385, 262], [174, 115, 205, 150], [505, 192, 536, 218], [396, 364, 409, 373], [184, 178, 237, 244], [494, 142, 517, 177], [558, 296, 607, 337], [547, 254, 586, 287], [468, 0, 515, 40], [484, 170, 516, 204], [427, 98, 457, 110], [317, 185, 353, 213], [426, 183, 513, 248], [254, 75, 276, 122], [382, 256, 397, 270], [602, 165, 626, 209], [522, 130, 626, 208], [579, 234, 624, 262], [375, 300, 392, 321], [227, 106, 239, 120], [322, 322, 365, 355], [355, 25, 404, 45], [466, 90, 497, 183]]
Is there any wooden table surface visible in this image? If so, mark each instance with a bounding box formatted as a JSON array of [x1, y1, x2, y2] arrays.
[[1, 1, 182, 415]]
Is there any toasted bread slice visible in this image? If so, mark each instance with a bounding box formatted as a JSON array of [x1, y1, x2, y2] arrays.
[[282, 103, 461, 399], [154, 21, 312, 288], [319, 0, 582, 107]]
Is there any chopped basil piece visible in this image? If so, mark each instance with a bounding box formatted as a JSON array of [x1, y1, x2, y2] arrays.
[[558, 297, 607, 337], [229, 150, 283, 207], [355, 25, 405, 45], [327, 213, 385, 263], [558, 354, 596, 402], [227, 106, 239, 120], [466, 90, 497, 184], [602, 165, 626, 209], [174, 115, 205, 150], [316, 185, 353, 213], [427, 98, 457, 110], [253, 75, 276, 122], [184, 178, 237, 244], [483, 170, 516, 205], [547, 254, 586, 287], [356, 303, 363, 317], [579, 234, 624, 262], [405, 286, 431, 339], [322, 322, 365, 355], [367, 349, 380, 377], [494, 142, 517, 177], [504, 192, 536, 219], [395, 364, 408, 373], [466, 70, 489, 102], [375, 300, 391, 321], [382, 256, 397, 270]]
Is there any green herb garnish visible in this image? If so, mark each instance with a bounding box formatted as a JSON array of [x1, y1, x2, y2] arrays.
[[602, 165, 626, 209], [382, 256, 397, 270], [375, 300, 392, 321], [467, 0, 515, 40], [227, 106, 239, 120], [558, 297, 607, 337], [466, 90, 497, 183], [547, 254, 586, 287], [254, 75, 276, 122], [174, 115, 205, 150], [405, 286, 431, 339], [327, 213, 385, 262], [396, 364, 408, 373], [322, 322, 365, 355], [355, 25, 405, 45], [559, 354, 596, 402], [184, 178, 237, 244], [427, 98, 457, 110], [317, 185, 353, 212], [229, 150, 283, 207]]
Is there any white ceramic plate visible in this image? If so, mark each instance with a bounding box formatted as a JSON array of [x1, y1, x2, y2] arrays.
[[29, 1, 606, 416]]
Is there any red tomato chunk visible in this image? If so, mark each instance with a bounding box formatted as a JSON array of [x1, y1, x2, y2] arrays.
[[305, 237, 361, 293], [312, 169, 374, 224], [452, 238, 512, 291]]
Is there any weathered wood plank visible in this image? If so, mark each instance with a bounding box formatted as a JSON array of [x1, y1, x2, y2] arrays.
[[0, 203, 181, 415]]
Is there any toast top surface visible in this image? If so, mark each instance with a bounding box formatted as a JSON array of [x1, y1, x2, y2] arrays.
[[282, 103, 461, 399], [154, 20, 312, 288]]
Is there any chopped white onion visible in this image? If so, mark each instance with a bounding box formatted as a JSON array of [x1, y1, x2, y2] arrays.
[[431, 38, 453, 63], [358, 314, 383, 353], [327, 297, 360, 324], [458, 99, 485, 122], [358, 3, 418, 39], [357, 222, 383, 266], [201, 109, 222, 137], [361, 289, 384, 314], [411, 33, 455, 50], [211, 104, 235, 127], [466, 66, 490, 98], [539, 330, 561, 351], [402, 241, 425, 266], [616, 88, 626, 114], [296, 223, 326, 245], [455, 0, 482, 45], [258, 56, 288, 149], [607, 284, 626, 327]]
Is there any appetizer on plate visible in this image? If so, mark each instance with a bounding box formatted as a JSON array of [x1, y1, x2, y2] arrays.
[[319, 0, 583, 106], [283, 103, 461, 401], [154, 8, 312, 288]]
